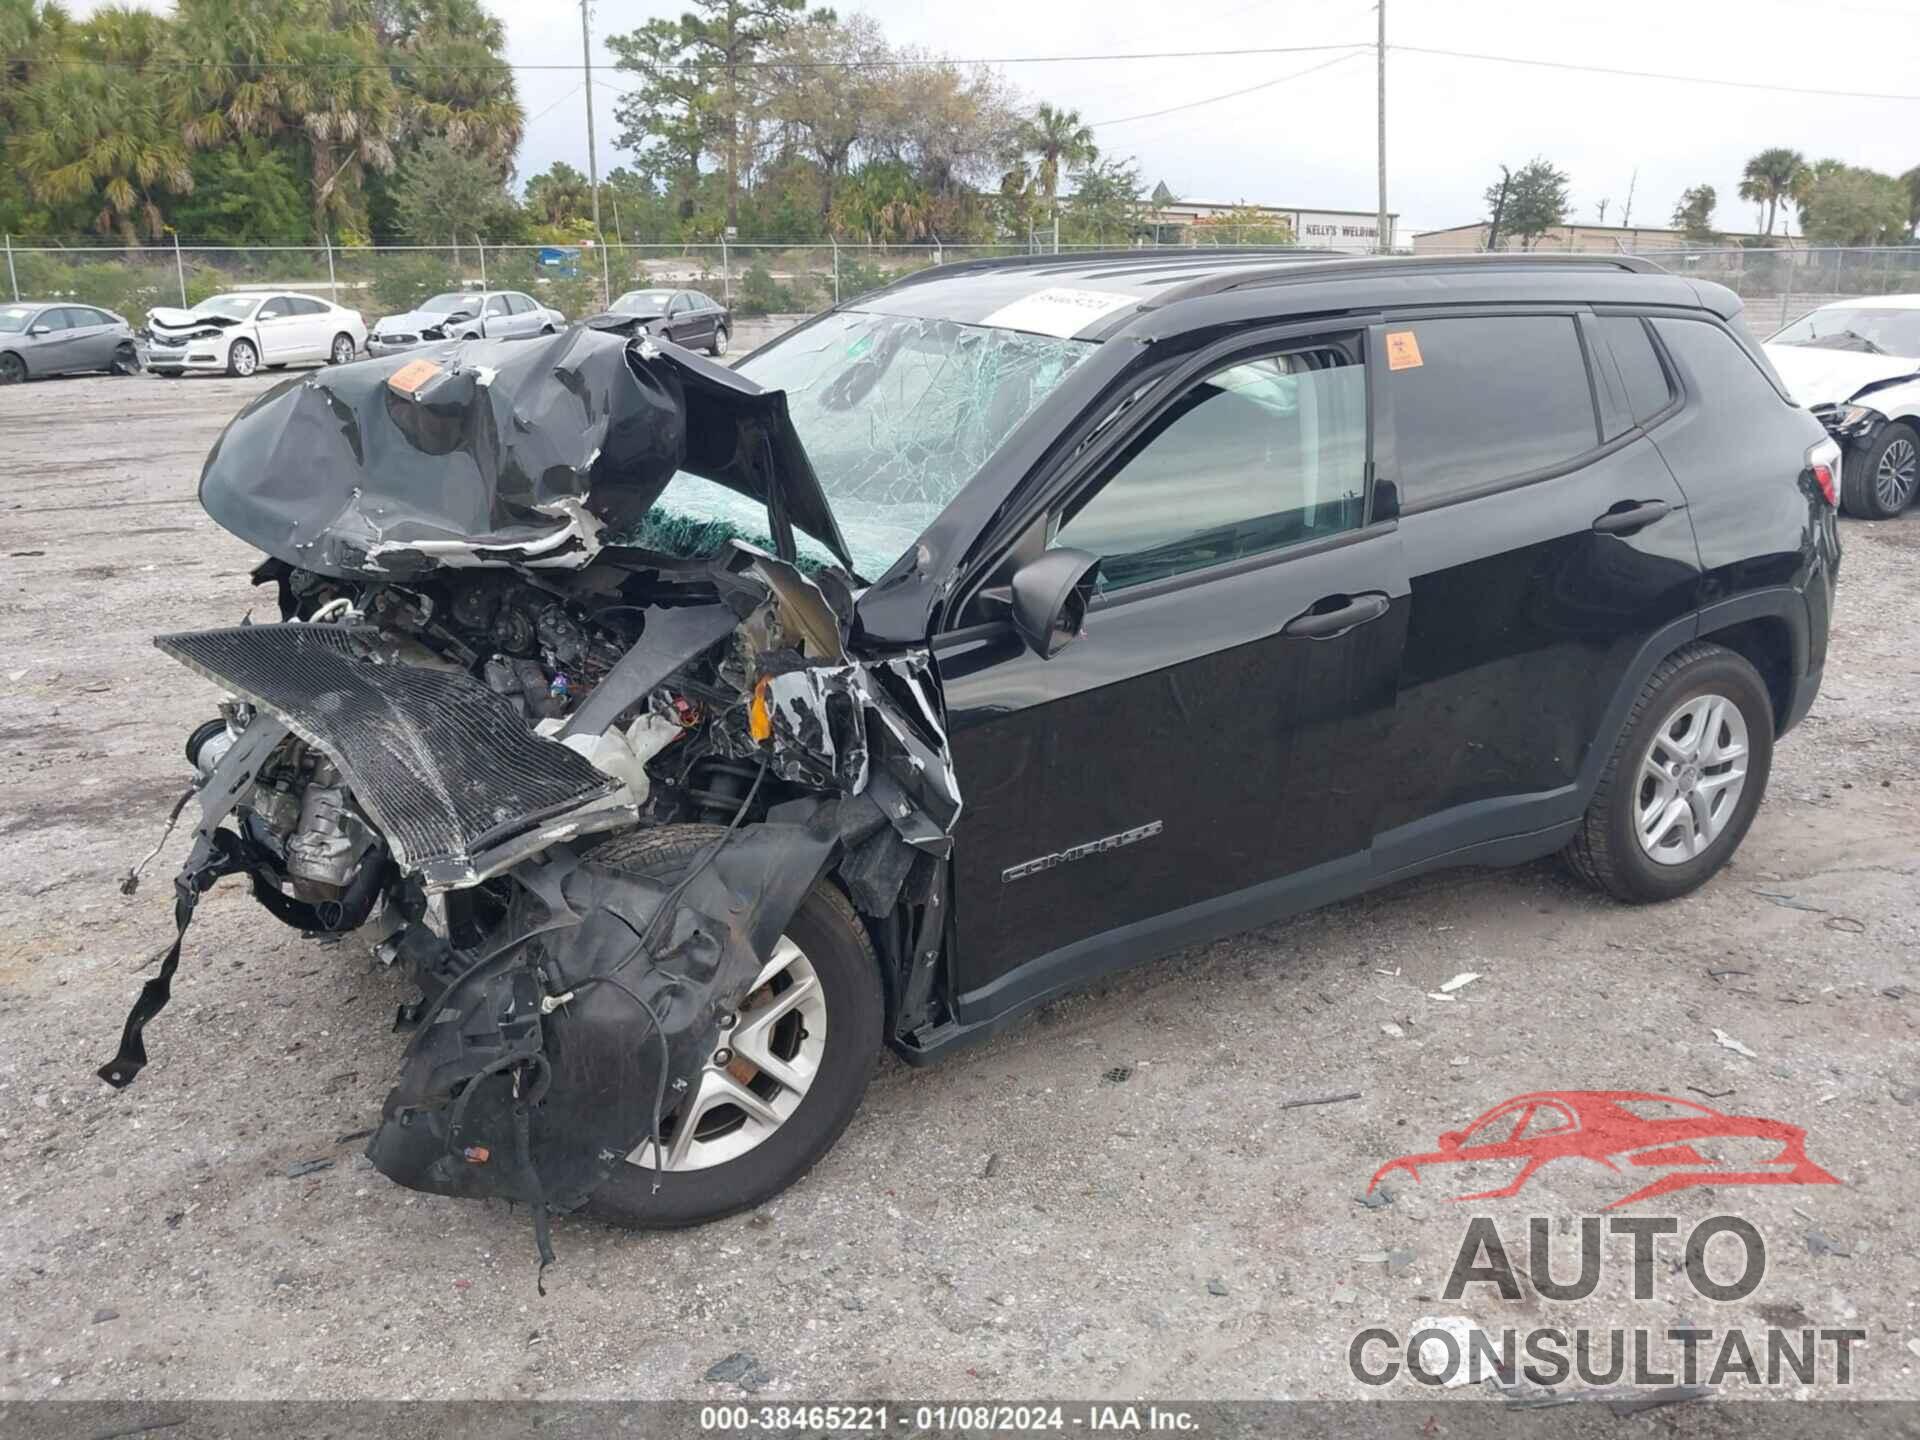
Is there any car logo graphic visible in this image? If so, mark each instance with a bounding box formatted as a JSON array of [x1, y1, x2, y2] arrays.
[[1368, 1090, 1840, 1210]]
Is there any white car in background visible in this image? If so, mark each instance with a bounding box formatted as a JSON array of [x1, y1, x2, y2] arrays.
[[1764, 295, 1920, 519], [145, 291, 367, 378]]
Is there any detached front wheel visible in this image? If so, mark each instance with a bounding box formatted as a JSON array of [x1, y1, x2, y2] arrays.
[[1564, 643, 1774, 903], [581, 824, 883, 1229]]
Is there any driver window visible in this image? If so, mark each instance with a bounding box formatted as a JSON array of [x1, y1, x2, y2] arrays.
[[668, 293, 688, 315], [258, 299, 287, 320], [1052, 340, 1368, 592], [485, 294, 510, 316], [37, 309, 73, 332]]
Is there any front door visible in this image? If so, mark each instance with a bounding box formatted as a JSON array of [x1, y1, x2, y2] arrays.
[[253, 297, 302, 361], [937, 332, 1408, 1021], [27, 307, 80, 374]]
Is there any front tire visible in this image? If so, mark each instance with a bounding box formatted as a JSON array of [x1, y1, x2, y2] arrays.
[[581, 824, 883, 1229], [1841, 421, 1918, 519], [1564, 643, 1774, 903], [0, 352, 25, 385], [226, 338, 258, 377]]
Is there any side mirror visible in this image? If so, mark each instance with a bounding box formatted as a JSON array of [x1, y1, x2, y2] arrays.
[[1009, 548, 1102, 659]]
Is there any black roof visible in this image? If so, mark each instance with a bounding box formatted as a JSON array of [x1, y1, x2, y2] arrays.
[[852, 249, 1728, 341]]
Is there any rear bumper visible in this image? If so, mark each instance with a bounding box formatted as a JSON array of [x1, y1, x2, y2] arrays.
[[366, 336, 422, 357]]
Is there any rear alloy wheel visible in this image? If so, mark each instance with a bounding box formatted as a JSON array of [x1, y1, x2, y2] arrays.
[[329, 333, 356, 365], [0, 352, 24, 385], [227, 338, 258, 378], [581, 824, 883, 1228], [710, 324, 729, 357], [1840, 420, 1919, 519], [1564, 643, 1773, 903]]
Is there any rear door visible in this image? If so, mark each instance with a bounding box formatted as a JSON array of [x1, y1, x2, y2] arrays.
[[1368, 309, 1701, 867], [65, 306, 119, 369], [289, 296, 334, 357], [938, 328, 1408, 1019]]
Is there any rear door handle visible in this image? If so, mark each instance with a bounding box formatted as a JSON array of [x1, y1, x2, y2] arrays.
[[1283, 592, 1390, 640], [1593, 499, 1673, 534]]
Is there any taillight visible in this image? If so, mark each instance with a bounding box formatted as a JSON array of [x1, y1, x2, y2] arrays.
[[1807, 436, 1841, 507]]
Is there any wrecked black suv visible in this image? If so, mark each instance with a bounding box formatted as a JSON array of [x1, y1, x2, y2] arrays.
[[106, 252, 1839, 1251]]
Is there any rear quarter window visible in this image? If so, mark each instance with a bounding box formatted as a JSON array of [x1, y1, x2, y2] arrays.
[[1594, 315, 1675, 435], [1650, 315, 1794, 412], [1387, 314, 1600, 508]]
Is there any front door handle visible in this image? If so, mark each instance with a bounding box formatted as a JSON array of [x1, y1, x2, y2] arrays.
[[1593, 499, 1673, 534], [1283, 592, 1390, 640]]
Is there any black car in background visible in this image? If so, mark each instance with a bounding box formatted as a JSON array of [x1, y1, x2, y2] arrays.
[[110, 251, 1839, 1247], [588, 286, 732, 355]]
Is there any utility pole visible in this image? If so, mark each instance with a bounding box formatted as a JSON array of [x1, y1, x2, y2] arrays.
[[1620, 168, 1638, 230], [580, 0, 602, 242], [1375, 0, 1388, 253], [1486, 167, 1510, 253]]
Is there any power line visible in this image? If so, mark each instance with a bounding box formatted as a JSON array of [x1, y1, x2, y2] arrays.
[[5, 41, 1372, 75], [1088, 50, 1365, 127], [1392, 43, 1920, 102]]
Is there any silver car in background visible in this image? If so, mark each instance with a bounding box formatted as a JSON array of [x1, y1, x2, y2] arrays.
[[367, 290, 565, 356], [0, 301, 143, 384]]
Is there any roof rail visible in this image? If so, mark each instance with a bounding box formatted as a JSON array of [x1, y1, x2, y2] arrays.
[[1149, 251, 1669, 305], [873, 246, 1349, 293]]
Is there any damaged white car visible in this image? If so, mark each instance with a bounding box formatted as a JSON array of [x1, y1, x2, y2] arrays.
[[144, 291, 367, 377], [1764, 295, 1920, 518]]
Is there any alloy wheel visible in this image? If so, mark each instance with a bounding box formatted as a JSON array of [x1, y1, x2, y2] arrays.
[[231, 341, 257, 377], [713, 327, 729, 356], [1634, 691, 1749, 865], [1875, 436, 1917, 513], [626, 935, 827, 1172], [331, 335, 354, 365]]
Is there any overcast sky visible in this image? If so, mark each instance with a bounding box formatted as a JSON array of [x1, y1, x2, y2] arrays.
[[482, 0, 1918, 238]]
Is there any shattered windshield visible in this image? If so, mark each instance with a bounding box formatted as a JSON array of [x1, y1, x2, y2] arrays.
[[1771, 306, 1920, 358], [195, 295, 258, 319], [648, 310, 1097, 579]]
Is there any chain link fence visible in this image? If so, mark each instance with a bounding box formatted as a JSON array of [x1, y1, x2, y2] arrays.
[[6, 236, 1918, 343]]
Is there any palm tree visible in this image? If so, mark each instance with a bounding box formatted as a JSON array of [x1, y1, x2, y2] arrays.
[[1737, 147, 1806, 237], [526, 162, 592, 227], [13, 6, 192, 240], [1014, 102, 1097, 252], [383, 0, 524, 174]]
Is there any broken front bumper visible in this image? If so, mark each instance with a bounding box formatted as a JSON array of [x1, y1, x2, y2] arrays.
[[157, 624, 638, 888]]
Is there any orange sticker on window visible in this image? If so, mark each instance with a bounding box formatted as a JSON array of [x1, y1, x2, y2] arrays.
[[387, 357, 443, 396], [1385, 330, 1424, 370]]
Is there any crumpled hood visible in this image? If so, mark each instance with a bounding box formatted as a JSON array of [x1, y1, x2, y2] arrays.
[[197, 326, 852, 577], [1763, 343, 1920, 406], [149, 307, 241, 331], [374, 306, 471, 334]]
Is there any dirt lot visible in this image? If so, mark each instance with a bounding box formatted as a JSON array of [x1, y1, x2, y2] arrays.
[[1, 367, 1917, 1405]]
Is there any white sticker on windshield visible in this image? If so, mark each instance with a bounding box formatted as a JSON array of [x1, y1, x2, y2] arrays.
[[980, 286, 1137, 339]]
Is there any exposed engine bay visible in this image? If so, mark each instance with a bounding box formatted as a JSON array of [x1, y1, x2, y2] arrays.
[[100, 328, 962, 1276]]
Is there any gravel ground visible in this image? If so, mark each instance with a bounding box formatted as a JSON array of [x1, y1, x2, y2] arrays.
[[1, 367, 1917, 1405]]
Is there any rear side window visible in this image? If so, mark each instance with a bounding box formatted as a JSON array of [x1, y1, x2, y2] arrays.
[[1595, 315, 1674, 435], [1651, 316, 1788, 412], [1054, 342, 1369, 591], [1388, 315, 1600, 507]]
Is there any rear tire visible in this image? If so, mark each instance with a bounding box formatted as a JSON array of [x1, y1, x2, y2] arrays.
[[580, 824, 883, 1229], [710, 324, 729, 357], [108, 343, 141, 376], [329, 333, 356, 365], [1563, 643, 1774, 903], [1840, 421, 1918, 519]]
